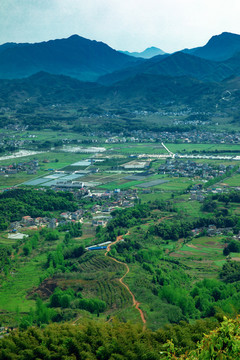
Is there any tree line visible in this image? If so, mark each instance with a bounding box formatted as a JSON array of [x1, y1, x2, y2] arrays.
[[0, 188, 78, 227], [1, 316, 240, 359]]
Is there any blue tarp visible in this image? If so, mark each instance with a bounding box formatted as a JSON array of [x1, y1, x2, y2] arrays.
[[88, 246, 107, 250]]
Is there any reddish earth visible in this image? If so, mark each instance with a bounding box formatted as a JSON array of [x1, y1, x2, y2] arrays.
[[27, 279, 58, 299], [186, 244, 198, 249], [105, 234, 146, 327]]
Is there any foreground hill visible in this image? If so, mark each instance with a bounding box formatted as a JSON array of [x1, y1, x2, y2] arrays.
[[0, 35, 139, 81], [0, 317, 239, 359]]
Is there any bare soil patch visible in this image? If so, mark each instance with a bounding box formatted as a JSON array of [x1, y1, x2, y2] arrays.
[[27, 279, 58, 299], [186, 244, 198, 249]]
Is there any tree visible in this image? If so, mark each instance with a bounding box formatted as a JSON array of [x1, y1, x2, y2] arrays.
[[23, 243, 32, 256]]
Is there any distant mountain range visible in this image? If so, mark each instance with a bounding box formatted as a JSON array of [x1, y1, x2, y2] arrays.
[[0, 31, 240, 128], [120, 47, 166, 59], [0, 32, 239, 84], [98, 50, 240, 85], [0, 35, 140, 81]]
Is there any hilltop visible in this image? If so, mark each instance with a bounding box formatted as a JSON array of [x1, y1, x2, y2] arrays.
[[120, 46, 166, 59], [0, 35, 139, 81]]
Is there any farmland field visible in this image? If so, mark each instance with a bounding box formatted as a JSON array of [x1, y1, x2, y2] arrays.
[[0, 253, 47, 312], [104, 142, 240, 155], [1, 135, 240, 330], [222, 173, 240, 187]]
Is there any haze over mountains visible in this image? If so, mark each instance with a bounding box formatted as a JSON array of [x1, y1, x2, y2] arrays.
[[0, 35, 140, 81], [0, 31, 240, 118], [0, 32, 239, 85], [99, 32, 240, 85], [120, 47, 166, 59], [183, 32, 240, 61]]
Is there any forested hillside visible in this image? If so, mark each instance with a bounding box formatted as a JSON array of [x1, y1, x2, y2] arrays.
[[0, 316, 239, 359]]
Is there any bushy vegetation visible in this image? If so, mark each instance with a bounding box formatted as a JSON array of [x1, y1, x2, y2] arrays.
[[49, 287, 106, 314], [110, 204, 150, 229], [96, 204, 150, 243], [213, 190, 240, 204], [1, 317, 240, 359], [150, 215, 239, 241], [0, 246, 12, 275], [220, 261, 240, 283], [0, 188, 78, 222]]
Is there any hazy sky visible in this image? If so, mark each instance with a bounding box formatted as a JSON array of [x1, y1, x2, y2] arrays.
[[0, 0, 239, 52]]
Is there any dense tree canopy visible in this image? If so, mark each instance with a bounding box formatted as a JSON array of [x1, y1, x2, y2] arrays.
[[0, 188, 78, 222], [0, 317, 239, 359]]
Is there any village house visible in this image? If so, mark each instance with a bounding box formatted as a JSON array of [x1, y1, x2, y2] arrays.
[[35, 217, 44, 226], [48, 218, 58, 229], [60, 212, 71, 220], [21, 216, 34, 226], [71, 210, 83, 221], [92, 219, 107, 227], [207, 225, 218, 236]]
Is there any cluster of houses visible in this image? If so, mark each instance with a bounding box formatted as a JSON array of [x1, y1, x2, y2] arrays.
[[10, 209, 84, 232], [158, 160, 233, 180], [191, 224, 238, 238], [189, 183, 229, 202], [0, 124, 31, 150], [9, 189, 137, 232], [123, 129, 240, 145], [89, 188, 137, 204], [89, 190, 136, 226], [87, 126, 240, 145], [0, 160, 39, 176], [92, 129, 240, 145]]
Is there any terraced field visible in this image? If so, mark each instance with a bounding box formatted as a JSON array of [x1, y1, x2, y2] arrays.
[[168, 235, 227, 279], [78, 252, 124, 274], [77, 253, 132, 311], [85, 279, 132, 309]]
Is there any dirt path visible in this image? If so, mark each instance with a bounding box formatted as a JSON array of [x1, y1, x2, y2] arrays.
[[105, 233, 146, 327]]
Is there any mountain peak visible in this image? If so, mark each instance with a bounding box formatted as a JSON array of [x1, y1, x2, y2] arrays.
[[0, 35, 138, 81], [207, 31, 240, 44], [120, 47, 165, 59], [191, 32, 240, 61]]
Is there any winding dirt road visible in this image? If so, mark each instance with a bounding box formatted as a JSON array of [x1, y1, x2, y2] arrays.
[[105, 234, 146, 327]]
